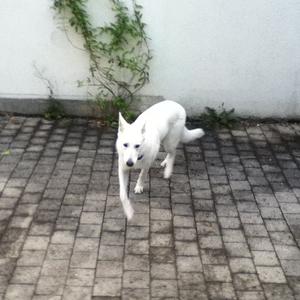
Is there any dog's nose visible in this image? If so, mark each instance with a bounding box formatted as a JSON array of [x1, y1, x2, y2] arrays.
[[126, 159, 134, 167]]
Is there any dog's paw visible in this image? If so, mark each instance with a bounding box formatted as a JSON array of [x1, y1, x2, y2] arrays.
[[160, 160, 167, 168], [198, 128, 205, 138], [163, 167, 173, 179], [134, 184, 144, 194], [125, 203, 134, 220], [122, 199, 134, 220]]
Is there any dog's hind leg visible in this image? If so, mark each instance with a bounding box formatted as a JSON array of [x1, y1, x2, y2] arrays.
[[118, 165, 134, 220], [162, 120, 184, 179], [162, 139, 177, 179], [134, 168, 148, 194], [162, 151, 176, 179]]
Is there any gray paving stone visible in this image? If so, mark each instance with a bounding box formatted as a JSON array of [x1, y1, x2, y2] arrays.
[[96, 260, 123, 278], [243, 224, 269, 237], [175, 241, 199, 256], [199, 235, 223, 249], [275, 192, 298, 203], [17, 250, 46, 266], [178, 272, 206, 291], [127, 226, 149, 239], [73, 238, 99, 252], [236, 291, 265, 300], [263, 283, 295, 300], [218, 217, 241, 229], [123, 271, 150, 289], [252, 251, 279, 266], [237, 201, 259, 212], [197, 222, 220, 235], [260, 207, 283, 219], [70, 251, 97, 269], [126, 239, 149, 255], [41, 259, 69, 277], [23, 236, 50, 250], [51, 230, 75, 244], [222, 229, 246, 243], [63, 286, 92, 300], [93, 277, 121, 297], [270, 231, 296, 245], [204, 265, 232, 282], [66, 268, 94, 286], [229, 258, 256, 273], [248, 237, 274, 251], [5, 284, 35, 299], [207, 282, 237, 299], [36, 276, 65, 295], [98, 245, 124, 261], [151, 233, 173, 247], [32, 296, 62, 300], [151, 263, 176, 279], [80, 212, 103, 224], [10, 266, 40, 284], [151, 208, 172, 220], [255, 194, 279, 207], [151, 279, 178, 298], [177, 256, 202, 272], [274, 245, 300, 260], [201, 249, 227, 265], [225, 242, 251, 258], [124, 255, 149, 271], [281, 260, 300, 276], [256, 266, 287, 283], [265, 219, 290, 232], [240, 212, 264, 224], [9, 216, 33, 228], [233, 273, 262, 291], [122, 288, 150, 300], [46, 244, 72, 260]]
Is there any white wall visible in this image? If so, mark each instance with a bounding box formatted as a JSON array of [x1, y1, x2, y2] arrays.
[[0, 0, 300, 117]]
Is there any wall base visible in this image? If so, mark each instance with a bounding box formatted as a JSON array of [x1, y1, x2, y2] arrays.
[[0, 96, 164, 118]]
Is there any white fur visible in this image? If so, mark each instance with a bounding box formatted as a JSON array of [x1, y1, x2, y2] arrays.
[[116, 100, 204, 219]]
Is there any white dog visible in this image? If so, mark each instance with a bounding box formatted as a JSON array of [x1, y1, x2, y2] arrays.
[[116, 100, 204, 219]]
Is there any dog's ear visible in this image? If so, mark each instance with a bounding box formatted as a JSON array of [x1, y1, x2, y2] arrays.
[[118, 112, 129, 133], [141, 122, 146, 135]]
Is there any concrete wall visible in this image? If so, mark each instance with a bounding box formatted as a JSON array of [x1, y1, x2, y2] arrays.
[[0, 0, 300, 118]]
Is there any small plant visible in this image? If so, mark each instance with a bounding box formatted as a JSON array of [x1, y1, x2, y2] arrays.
[[199, 103, 238, 129], [93, 96, 136, 127], [33, 63, 66, 120], [44, 99, 66, 120], [1, 149, 11, 157]]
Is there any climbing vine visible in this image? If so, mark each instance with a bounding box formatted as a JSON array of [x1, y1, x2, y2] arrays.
[[53, 0, 151, 124]]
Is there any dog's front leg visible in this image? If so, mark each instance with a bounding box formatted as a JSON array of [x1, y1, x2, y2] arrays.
[[134, 168, 148, 194], [118, 164, 134, 220]]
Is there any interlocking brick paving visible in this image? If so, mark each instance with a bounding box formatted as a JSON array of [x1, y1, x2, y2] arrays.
[[0, 116, 299, 299]]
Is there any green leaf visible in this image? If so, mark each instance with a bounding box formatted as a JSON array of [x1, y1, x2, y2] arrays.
[[1, 149, 11, 156]]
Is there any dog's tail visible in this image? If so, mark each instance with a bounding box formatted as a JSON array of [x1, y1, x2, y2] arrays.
[[181, 127, 205, 143]]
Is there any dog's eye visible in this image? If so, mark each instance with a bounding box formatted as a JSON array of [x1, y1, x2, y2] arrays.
[[123, 143, 128, 148], [134, 144, 140, 149]]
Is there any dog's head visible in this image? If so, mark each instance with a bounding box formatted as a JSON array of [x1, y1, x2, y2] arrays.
[[116, 113, 145, 168]]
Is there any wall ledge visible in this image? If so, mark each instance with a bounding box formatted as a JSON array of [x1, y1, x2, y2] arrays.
[[0, 96, 164, 117]]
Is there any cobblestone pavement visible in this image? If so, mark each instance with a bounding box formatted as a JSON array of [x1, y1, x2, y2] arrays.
[[0, 116, 299, 299]]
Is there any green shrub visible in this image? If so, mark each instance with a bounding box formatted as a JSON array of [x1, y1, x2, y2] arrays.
[[44, 99, 66, 120], [199, 103, 238, 129]]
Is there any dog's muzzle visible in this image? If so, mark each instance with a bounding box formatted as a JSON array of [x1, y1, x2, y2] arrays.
[[126, 159, 134, 167]]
